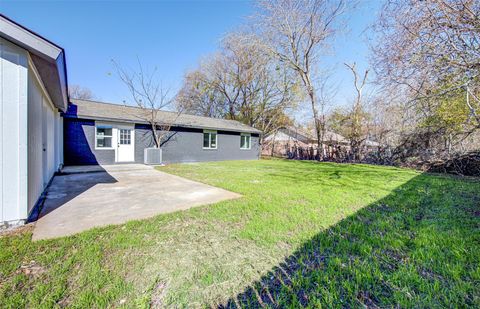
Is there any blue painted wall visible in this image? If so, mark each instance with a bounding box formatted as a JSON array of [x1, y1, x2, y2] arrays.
[[63, 118, 115, 165]]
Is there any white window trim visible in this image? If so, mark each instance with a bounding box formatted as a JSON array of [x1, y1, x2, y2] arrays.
[[203, 130, 218, 150], [240, 133, 252, 150], [95, 124, 114, 150]]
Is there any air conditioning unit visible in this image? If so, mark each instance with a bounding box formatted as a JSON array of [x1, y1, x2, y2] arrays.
[[144, 148, 162, 165]]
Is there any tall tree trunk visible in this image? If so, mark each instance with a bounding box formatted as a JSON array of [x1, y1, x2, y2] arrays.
[[270, 131, 276, 157], [351, 103, 361, 161], [304, 75, 323, 161], [151, 123, 160, 148]]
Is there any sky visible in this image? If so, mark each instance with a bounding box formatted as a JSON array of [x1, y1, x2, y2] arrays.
[[1, 0, 383, 116]]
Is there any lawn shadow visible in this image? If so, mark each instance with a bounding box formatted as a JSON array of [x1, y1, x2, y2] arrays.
[[219, 173, 478, 308]]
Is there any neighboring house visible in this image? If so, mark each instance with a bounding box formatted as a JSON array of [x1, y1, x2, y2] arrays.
[[0, 15, 67, 226], [63, 99, 261, 165], [364, 139, 381, 149], [263, 126, 350, 157], [263, 126, 379, 157], [0, 15, 261, 227]]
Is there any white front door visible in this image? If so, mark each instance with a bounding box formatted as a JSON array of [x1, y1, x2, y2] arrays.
[[116, 127, 135, 162]]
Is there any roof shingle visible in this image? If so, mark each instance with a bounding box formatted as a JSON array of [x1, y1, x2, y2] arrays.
[[65, 99, 262, 134]]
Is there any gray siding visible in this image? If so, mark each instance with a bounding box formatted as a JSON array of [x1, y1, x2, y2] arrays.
[[64, 118, 260, 165], [135, 126, 260, 164]]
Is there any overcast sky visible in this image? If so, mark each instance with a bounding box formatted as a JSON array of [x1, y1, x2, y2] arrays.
[[2, 0, 382, 119]]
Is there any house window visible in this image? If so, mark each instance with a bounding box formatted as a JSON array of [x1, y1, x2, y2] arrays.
[[240, 133, 251, 149], [119, 129, 131, 145], [203, 130, 217, 149], [96, 125, 113, 148]]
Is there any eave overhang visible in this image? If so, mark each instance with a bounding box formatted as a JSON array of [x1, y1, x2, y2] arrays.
[[0, 14, 68, 111]]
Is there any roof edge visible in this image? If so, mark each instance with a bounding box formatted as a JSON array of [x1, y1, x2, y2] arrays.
[[0, 14, 62, 60], [0, 14, 69, 111], [69, 99, 262, 134], [64, 113, 261, 134]]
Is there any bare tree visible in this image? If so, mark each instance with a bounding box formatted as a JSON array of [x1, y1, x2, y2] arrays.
[[68, 85, 95, 100], [176, 32, 300, 142], [316, 72, 338, 156], [371, 0, 480, 154], [254, 0, 346, 159], [176, 69, 223, 118], [367, 95, 408, 148], [112, 59, 181, 148], [345, 62, 369, 161]]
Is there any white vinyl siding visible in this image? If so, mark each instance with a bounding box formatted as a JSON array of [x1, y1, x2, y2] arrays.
[[27, 55, 61, 213], [203, 130, 217, 149], [0, 38, 63, 223], [27, 64, 44, 214], [0, 38, 28, 223], [0, 28, 65, 225]]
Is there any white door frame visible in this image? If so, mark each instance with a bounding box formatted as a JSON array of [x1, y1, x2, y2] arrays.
[[95, 121, 135, 163], [115, 124, 135, 162]]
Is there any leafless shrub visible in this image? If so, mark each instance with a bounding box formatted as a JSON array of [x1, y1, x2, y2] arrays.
[[370, 0, 480, 164], [113, 59, 182, 148], [68, 85, 95, 100]]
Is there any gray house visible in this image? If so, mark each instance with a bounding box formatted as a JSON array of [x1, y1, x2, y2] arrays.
[[0, 13, 261, 226], [63, 99, 261, 165]]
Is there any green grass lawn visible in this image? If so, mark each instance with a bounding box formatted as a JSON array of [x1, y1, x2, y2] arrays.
[[1, 159, 479, 307]]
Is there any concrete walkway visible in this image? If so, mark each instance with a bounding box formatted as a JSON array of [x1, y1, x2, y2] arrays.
[[33, 164, 241, 240]]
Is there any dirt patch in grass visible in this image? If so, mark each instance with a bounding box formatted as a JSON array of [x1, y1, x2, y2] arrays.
[[0, 224, 34, 238], [150, 280, 168, 308], [17, 260, 45, 277]]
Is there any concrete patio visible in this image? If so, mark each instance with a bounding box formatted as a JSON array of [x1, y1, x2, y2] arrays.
[[32, 164, 241, 240]]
